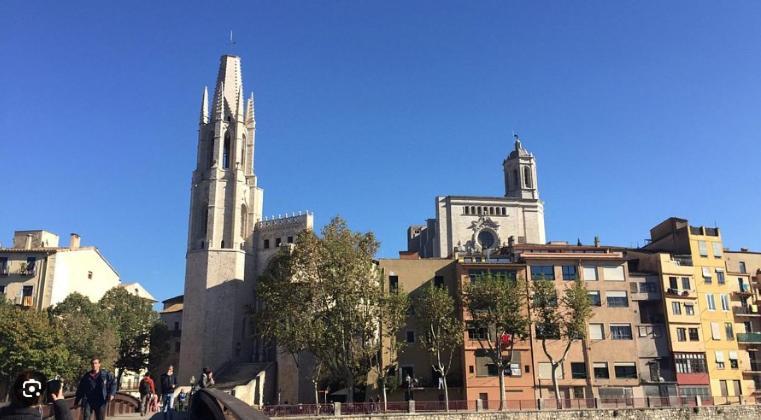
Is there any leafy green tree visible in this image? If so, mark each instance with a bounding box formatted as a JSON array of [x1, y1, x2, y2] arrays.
[[99, 287, 158, 389], [0, 299, 69, 391], [369, 281, 408, 410], [48, 293, 118, 382], [416, 284, 462, 411], [255, 216, 382, 403], [148, 321, 171, 376], [465, 273, 530, 410], [531, 279, 592, 406]]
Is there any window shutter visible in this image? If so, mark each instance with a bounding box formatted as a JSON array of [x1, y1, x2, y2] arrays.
[[711, 323, 721, 339], [715, 351, 724, 362]]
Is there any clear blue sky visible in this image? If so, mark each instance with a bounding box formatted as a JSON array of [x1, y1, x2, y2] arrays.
[[2, 1, 761, 302]]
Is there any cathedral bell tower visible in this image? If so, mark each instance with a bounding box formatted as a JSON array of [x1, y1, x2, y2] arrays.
[[503, 134, 539, 200], [179, 55, 263, 382]]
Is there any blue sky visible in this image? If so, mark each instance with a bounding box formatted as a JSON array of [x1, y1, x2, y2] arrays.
[[2, 1, 761, 302]]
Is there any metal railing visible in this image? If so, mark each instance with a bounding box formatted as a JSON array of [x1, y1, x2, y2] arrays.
[[38, 391, 139, 418], [738, 332, 761, 344]]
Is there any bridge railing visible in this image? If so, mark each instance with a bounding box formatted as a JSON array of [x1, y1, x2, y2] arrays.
[[189, 388, 270, 420], [39, 392, 139, 418]]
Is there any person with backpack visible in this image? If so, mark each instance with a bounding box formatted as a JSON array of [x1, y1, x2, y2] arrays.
[[138, 373, 155, 416], [73, 358, 116, 420]]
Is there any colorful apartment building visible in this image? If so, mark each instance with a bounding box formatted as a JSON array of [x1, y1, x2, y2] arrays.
[[641, 218, 752, 399], [725, 250, 761, 397]]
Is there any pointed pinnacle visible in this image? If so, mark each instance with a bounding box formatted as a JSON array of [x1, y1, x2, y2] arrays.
[[236, 86, 245, 120], [213, 81, 225, 120], [200, 86, 209, 125], [245, 92, 255, 127]]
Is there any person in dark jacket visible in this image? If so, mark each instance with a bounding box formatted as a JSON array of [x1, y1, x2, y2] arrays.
[[160, 365, 177, 420], [73, 358, 116, 420], [0, 370, 73, 420]]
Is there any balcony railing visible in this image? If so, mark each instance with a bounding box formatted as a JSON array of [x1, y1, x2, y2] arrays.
[[734, 306, 761, 317], [670, 255, 693, 267], [737, 332, 761, 344], [665, 288, 697, 299], [746, 361, 761, 373]]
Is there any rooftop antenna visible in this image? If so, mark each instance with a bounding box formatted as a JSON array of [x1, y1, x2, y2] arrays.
[[228, 30, 237, 52]]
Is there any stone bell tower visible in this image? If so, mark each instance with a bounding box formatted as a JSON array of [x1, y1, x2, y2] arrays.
[[179, 55, 263, 382], [503, 134, 539, 200]]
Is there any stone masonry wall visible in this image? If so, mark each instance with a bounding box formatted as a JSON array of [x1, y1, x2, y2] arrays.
[[287, 405, 761, 420]]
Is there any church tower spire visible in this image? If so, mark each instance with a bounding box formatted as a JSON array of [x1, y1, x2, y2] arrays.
[[180, 55, 264, 382], [503, 133, 539, 200], [200, 86, 209, 125]]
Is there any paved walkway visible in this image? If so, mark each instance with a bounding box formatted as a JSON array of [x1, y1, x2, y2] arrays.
[[110, 412, 189, 420]]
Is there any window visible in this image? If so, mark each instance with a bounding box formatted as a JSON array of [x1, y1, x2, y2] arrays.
[[729, 351, 739, 369], [614, 363, 637, 379], [706, 294, 716, 311], [602, 265, 625, 281], [606, 291, 628, 307], [739, 261, 747, 274], [610, 324, 633, 340], [639, 282, 657, 293], [583, 265, 598, 281], [434, 275, 444, 288], [593, 362, 609, 379], [562, 265, 578, 280], [725, 323, 734, 340], [639, 325, 662, 338], [0, 257, 7, 274], [536, 323, 560, 339], [682, 277, 691, 290], [702, 267, 712, 283], [711, 322, 721, 340], [589, 324, 604, 340], [538, 362, 562, 379], [712, 242, 722, 258], [464, 206, 470, 215], [571, 362, 587, 379], [389, 276, 399, 292], [688, 328, 699, 341], [715, 351, 725, 369], [675, 353, 707, 373], [275, 238, 282, 247], [672, 301, 682, 315], [467, 324, 488, 340], [287, 236, 293, 244], [87, 271, 93, 280], [222, 132, 231, 169], [720, 294, 730, 312], [669, 277, 678, 289], [531, 265, 554, 280], [717, 269, 725, 284], [587, 290, 601, 306], [698, 240, 708, 257], [406, 331, 415, 343], [523, 166, 533, 189], [263, 239, 270, 249], [469, 366, 474, 374], [685, 304, 695, 316], [26, 257, 36, 273], [676, 328, 687, 342]]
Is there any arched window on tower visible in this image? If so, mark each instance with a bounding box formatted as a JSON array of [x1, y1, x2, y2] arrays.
[[524, 166, 533, 189], [223, 132, 231, 169], [207, 132, 215, 168], [513, 169, 519, 188], [241, 204, 248, 239], [200, 203, 208, 238], [241, 136, 247, 172]]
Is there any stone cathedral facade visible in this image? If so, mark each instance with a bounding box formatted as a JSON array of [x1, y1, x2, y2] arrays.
[[407, 135, 546, 257], [178, 55, 312, 400]]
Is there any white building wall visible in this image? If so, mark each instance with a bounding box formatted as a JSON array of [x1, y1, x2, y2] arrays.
[[50, 248, 120, 306]]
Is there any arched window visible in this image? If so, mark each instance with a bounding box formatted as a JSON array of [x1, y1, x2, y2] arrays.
[[477, 207, 482, 215], [464, 206, 469, 215], [241, 136, 247, 171], [501, 207, 506, 216], [200, 204, 208, 237], [471, 206, 475, 214], [223, 132, 231, 169], [241, 204, 248, 238], [513, 169, 519, 188], [207, 132, 215, 168], [524, 166, 533, 189], [489, 207, 495, 215]]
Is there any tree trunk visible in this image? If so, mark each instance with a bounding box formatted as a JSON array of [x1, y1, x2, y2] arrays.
[[443, 375, 449, 412], [313, 380, 320, 415], [116, 368, 123, 391], [381, 377, 388, 412], [498, 370, 506, 410], [551, 363, 561, 409], [346, 374, 354, 403]]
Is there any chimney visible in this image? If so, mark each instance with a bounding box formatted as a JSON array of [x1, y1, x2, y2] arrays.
[[70, 233, 81, 250], [594, 235, 600, 247], [24, 234, 32, 250]]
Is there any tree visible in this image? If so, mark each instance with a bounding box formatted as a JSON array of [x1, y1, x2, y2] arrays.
[[99, 287, 158, 389], [48, 293, 119, 382], [465, 272, 530, 410], [148, 321, 171, 376], [416, 284, 462, 411], [0, 299, 69, 394], [369, 282, 408, 411], [531, 279, 592, 406], [255, 216, 382, 403]]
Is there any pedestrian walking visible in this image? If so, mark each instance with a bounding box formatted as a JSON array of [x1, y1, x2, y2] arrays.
[[73, 358, 116, 420], [198, 367, 214, 389], [160, 365, 178, 420], [0, 370, 74, 420], [138, 373, 155, 416]]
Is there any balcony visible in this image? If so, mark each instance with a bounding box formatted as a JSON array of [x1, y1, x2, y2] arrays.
[[744, 361, 761, 374], [734, 306, 761, 317], [664, 288, 697, 299], [737, 333, 761, 345], [670, 255, 693, 267], [734, 284, 753, 296]]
